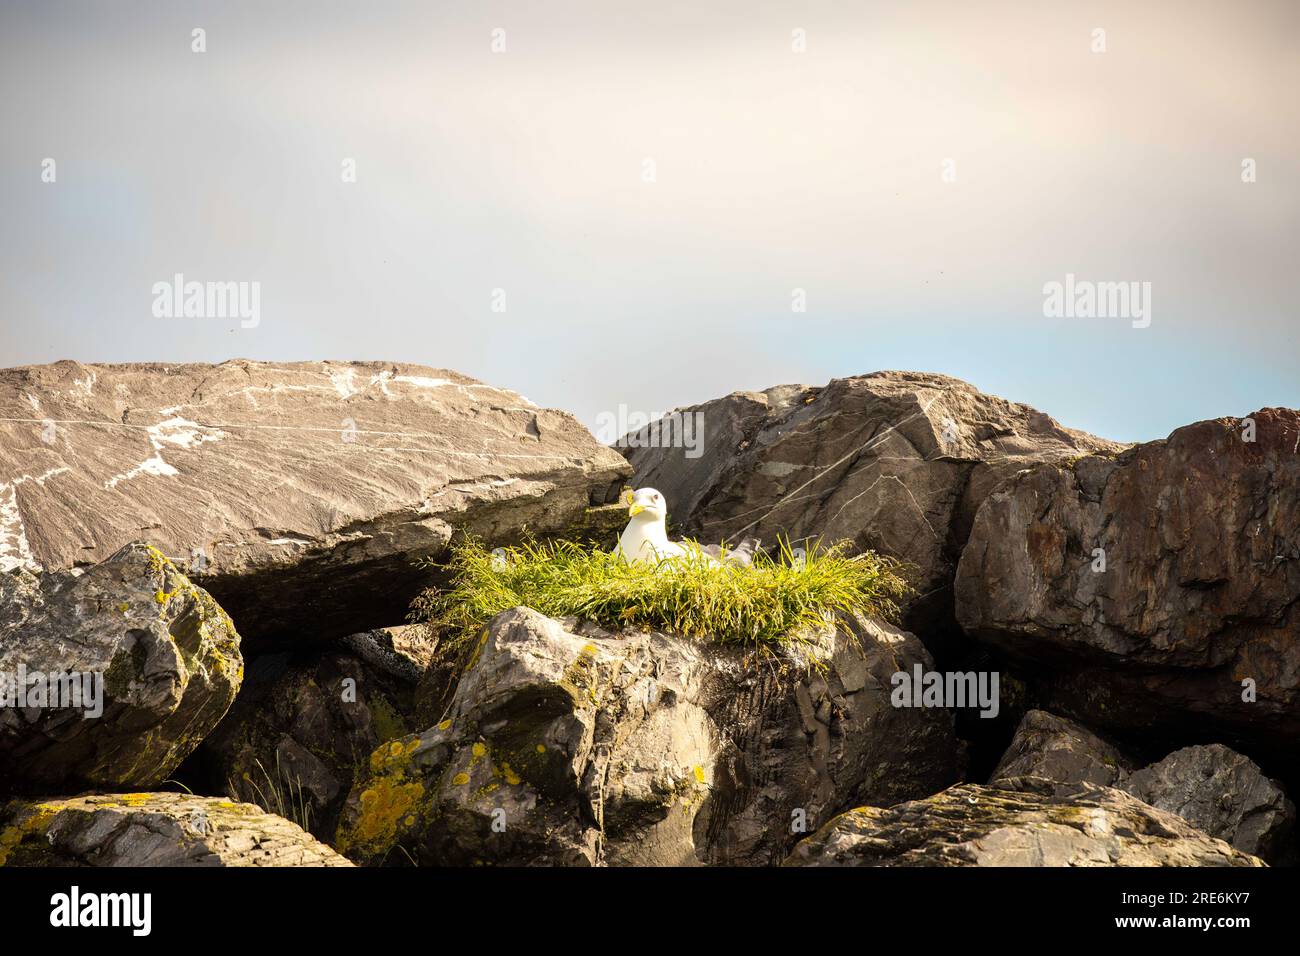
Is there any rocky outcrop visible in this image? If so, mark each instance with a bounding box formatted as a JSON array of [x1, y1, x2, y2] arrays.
[[989, 710, 1133, 789], [0, 542, 242, 793], [0, 793, 350, 866], [0, 360, 630, 648], [335, 606, 961, 866], [956, 408, 1300, 749], [193, 638, 421, 840], [1122, 744, 1294, 862], [987, 711, 1295, 862], [620, 372, 1121, 636], [784, 779, 1265, 867]]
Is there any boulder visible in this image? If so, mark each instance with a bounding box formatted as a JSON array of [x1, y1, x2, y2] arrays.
[[784, 779, 1265, 867], [0, 793, 350, 866], [956, 408, 1300, 749], [0, 542, 242, 793], [1122, 744, 1294, 862], [0, 360, 630, 648], [193, 640, 420, 840], [620, 372, 1121, 637], [335, 606, 961, 866], [989, 709, 1133, 789]]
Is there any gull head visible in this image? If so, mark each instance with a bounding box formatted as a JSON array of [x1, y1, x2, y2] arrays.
[[623, 487, 669, 523]]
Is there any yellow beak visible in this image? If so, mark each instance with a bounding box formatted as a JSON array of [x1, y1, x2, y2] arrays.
[[628, 504, 645, 517]]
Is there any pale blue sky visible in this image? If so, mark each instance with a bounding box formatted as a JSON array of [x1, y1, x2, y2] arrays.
[[1, 0, 1296, 443]]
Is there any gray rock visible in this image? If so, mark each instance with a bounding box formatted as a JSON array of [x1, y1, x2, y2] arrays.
[[0, 542, 242, 792], [335, 606, 961, 866], [341, 626, 434, 684], [989, 710, 1133, 790], [784, 779, 1265, 867], [620, 371, 1121, 634], [955, 407, 1300, 748], [0, 359, 630, 648], [0, 793, 350, 866], [1121, 744, 1295, 861]]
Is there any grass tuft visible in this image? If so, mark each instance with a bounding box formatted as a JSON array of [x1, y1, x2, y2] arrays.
[[410, 535, 910, 670]]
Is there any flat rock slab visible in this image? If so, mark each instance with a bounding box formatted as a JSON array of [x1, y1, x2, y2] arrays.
[[0, 360, 630, 646], [621, 371, 1120, 634], [784, 780, 1266, 867], [0, 793, 350, 866], [0, 542, 242, 793]]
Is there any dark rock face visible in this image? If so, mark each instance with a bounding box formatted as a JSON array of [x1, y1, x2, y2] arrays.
[[1122, 744, 1294, 862], [784, 779, 1265, 867], [0, 543, 242, 793], [989, 710, 1132, 789], [620, 372, 1121, 636], [335, 606, 961, 866], [193, 638, 421, 841], [0, 360, 630, 648], [956, 408, 1300, 749], [0, 793, 350, 866]]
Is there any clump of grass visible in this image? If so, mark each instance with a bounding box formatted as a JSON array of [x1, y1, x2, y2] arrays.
[[227, 754, 314, 834], [410, 535, 910, 668]]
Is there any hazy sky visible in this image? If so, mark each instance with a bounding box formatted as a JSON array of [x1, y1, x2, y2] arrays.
[[1, 0, 1296, 443]]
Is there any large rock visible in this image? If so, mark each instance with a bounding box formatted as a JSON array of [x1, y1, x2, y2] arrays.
[[956, 408, 1300, 749], [0, 542, 242, 793], [193, 637, 421, 841], [989, 710, 1133, 789], [1122, 744, 1294, 862], [0, 793, 350, 866], [620, 372, 1121, 636], [335, 606, 961, 866], [784, 779, 1265, 867], [0, 360, 630, 647]]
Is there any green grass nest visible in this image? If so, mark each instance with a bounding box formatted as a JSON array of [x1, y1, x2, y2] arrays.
[[410, 536, 911, 659]]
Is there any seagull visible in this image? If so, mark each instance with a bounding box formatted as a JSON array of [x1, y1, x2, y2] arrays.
[[614, 488, 760, 566]]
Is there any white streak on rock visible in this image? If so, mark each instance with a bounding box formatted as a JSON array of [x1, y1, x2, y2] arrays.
[[0, 483, 34, 572], [103, 418, 225, 489]]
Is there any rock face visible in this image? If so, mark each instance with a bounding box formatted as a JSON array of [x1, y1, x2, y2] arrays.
[[989, 710, 1133, 789], [193, 640, 420, 841], [784, 779, 1265, 867], [956, 408, 1300, 748], [0, 543, 242, 792], [1122, 744, 1294, 861], [0, 793, 350, 866], [620, 372, 1121, 636], [335, 606, 961, 866], [0, 360, 630, 647], [987, 712, 1295, 863]]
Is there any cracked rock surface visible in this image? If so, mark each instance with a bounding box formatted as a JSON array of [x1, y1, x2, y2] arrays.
[[1122, 744, 1295, 862], [335, 606, 961, 866], [956, 408, 1300, 748]]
